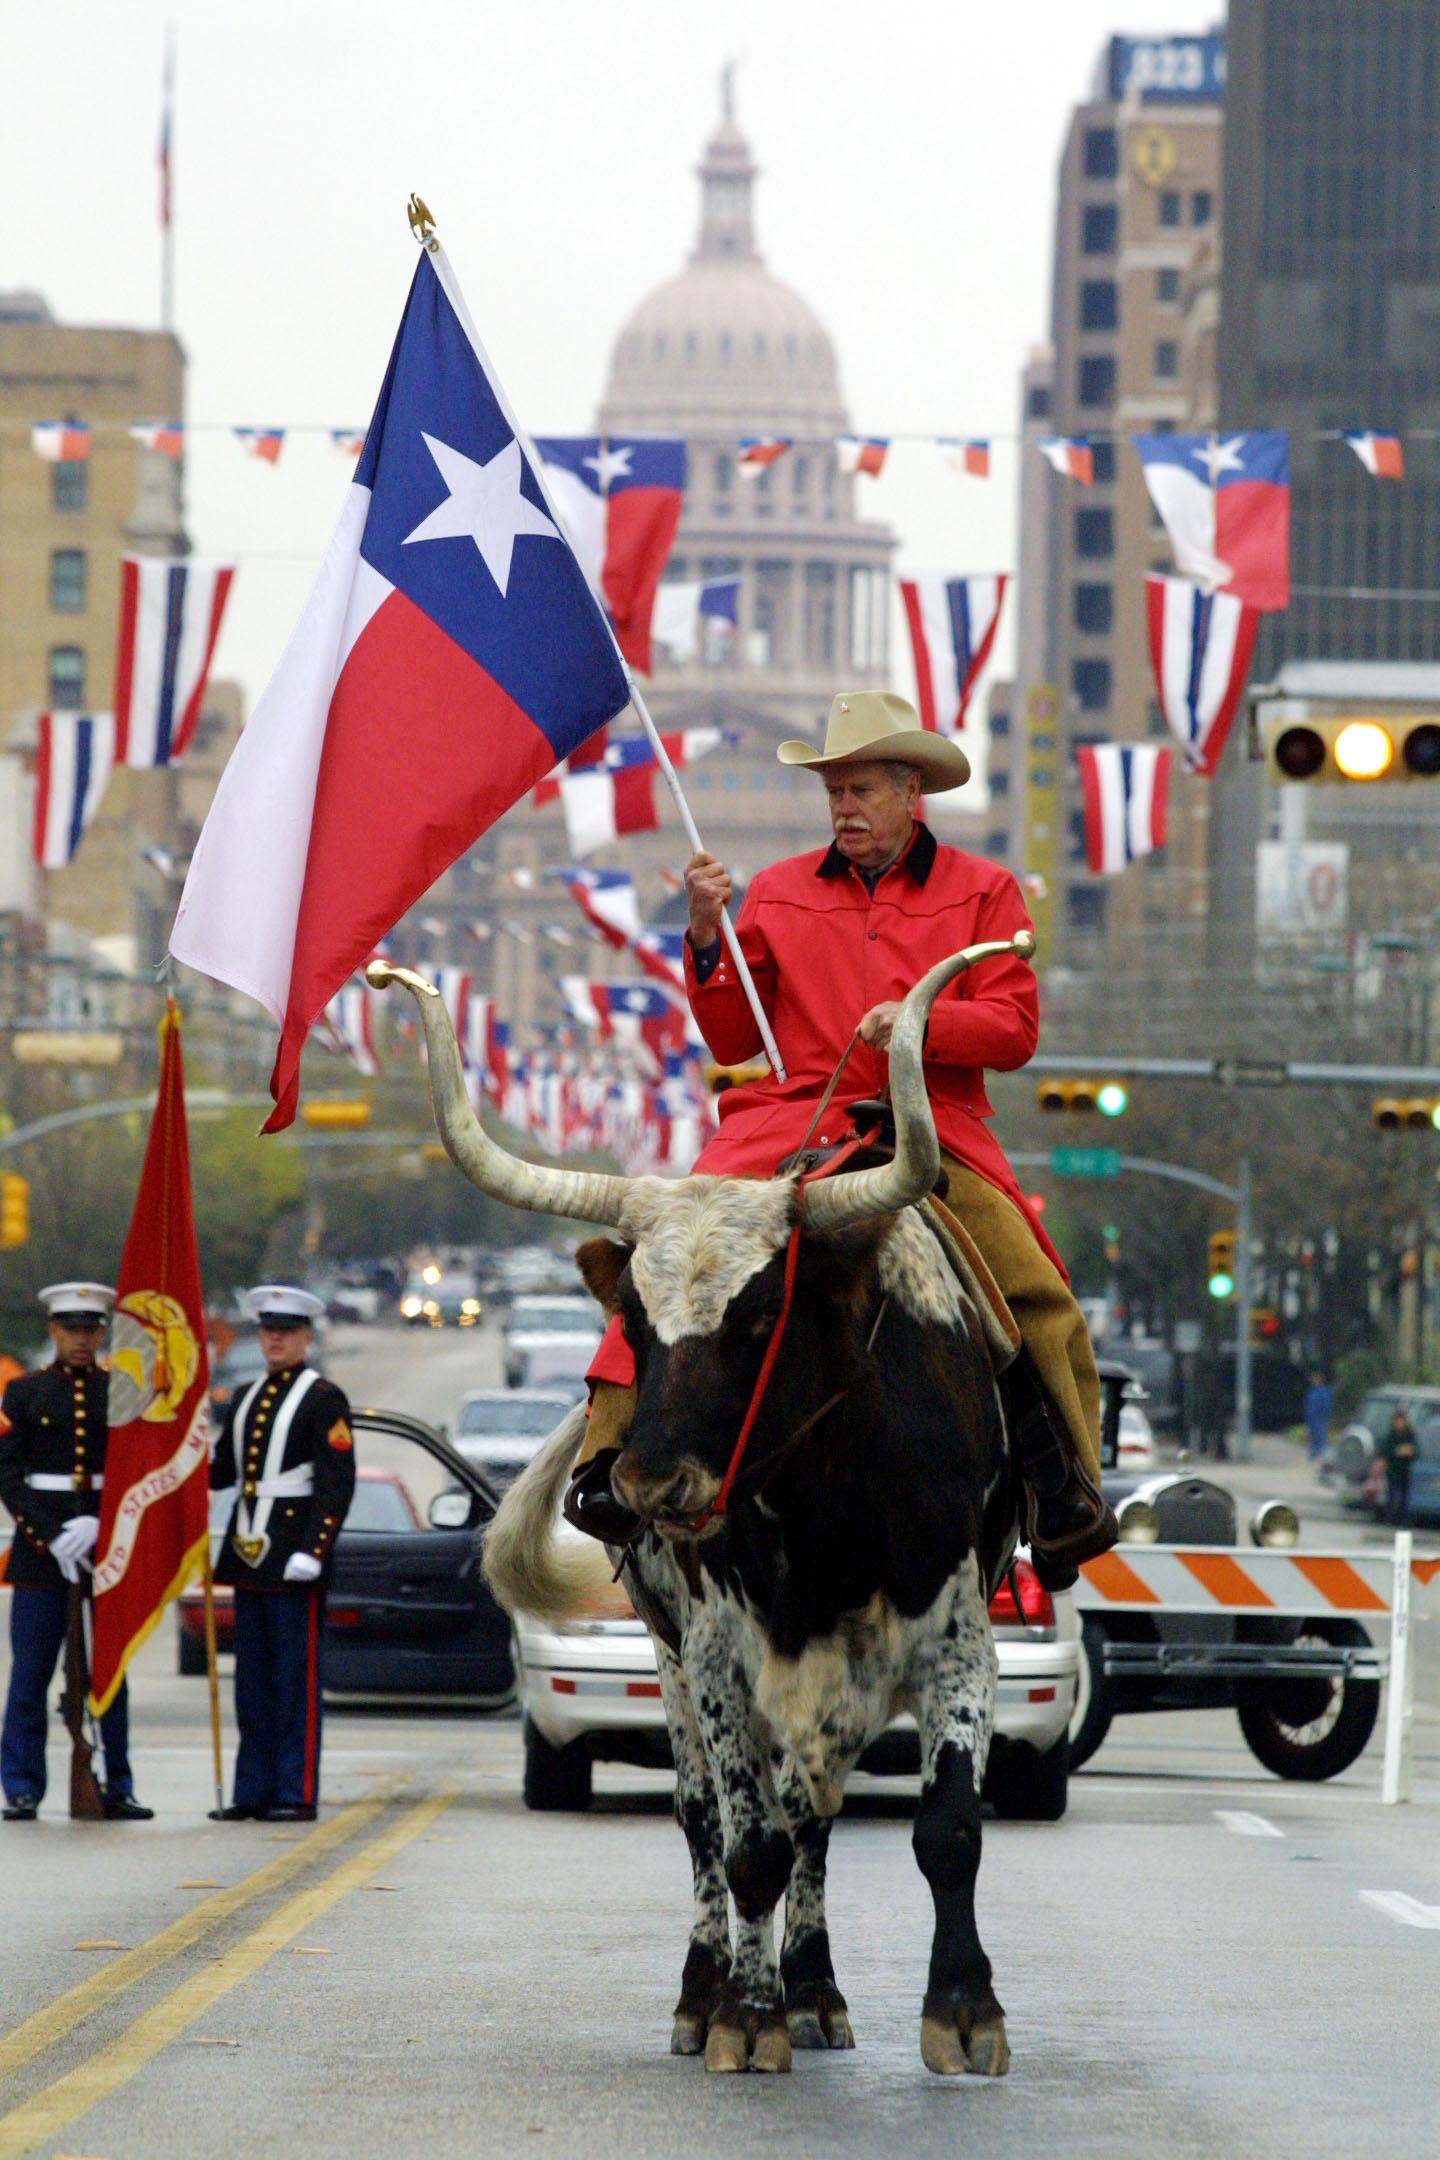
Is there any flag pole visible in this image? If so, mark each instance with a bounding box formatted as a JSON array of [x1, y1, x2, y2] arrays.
[[626, 681, 787, 1081], [159, 26, 176, 333], [413, 205, 787, 1082], [202, 1546, 224, 1814]]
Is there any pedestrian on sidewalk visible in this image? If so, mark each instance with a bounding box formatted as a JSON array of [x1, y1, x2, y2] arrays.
[[1382, 1406, 1418, 1527], [1303, 1371, 1333, 1466]]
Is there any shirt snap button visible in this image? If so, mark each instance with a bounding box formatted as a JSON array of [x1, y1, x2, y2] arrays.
[[868, 930, 877, 941]]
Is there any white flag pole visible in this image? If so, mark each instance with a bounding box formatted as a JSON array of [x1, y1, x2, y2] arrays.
[[627, 681, 786, 1082], [414, 203, 786, 1083]]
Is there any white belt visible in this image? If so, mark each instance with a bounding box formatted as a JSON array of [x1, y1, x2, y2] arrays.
[[26, 1472, 103, 1491], [252, 1466, 314, 1499]]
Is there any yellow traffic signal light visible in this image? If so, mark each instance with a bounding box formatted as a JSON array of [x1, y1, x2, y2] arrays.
[[299, 1100, 372, 1129], [0, 1173, 29, 1249], [1035, 1078, 1128, 1116], [1372, 1098, 1440, 1132], [1207, 1229, 1236, 1300], [1263, 713, 1440, 784]]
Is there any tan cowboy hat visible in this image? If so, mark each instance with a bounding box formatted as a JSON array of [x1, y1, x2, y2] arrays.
[[776, 690, 971, 792]]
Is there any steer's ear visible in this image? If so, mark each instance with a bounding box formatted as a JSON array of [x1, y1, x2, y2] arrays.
[[575, 1236, 635, 1314], [807, 1219, 894, 1315]]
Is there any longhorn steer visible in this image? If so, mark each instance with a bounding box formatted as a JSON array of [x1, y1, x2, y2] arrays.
[[372, 943, 1028, 2079]]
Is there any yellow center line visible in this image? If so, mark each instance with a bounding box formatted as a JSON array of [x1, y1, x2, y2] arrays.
[[0, 1782, 403, 2085], [0, 1788, 455, 2160]]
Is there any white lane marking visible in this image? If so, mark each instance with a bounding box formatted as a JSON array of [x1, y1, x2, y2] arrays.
[[1360, 1890, 1440, 1930], [1214, 1809, 1284, 1838]]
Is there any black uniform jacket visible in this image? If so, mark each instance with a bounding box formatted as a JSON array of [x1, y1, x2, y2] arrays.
[[0, 1363, 110, 1592], [210, 1364, 356, 1592]]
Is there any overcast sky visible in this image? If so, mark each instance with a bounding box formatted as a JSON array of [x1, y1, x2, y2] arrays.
[[8, 0, 1218, 733]]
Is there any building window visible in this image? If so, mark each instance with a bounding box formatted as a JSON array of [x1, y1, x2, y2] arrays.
[[1067, 883, 1109, 935], [1082, 202, 1118, 255], [806, 563, 836, 666], [1079, 279, 1118, 331], [49, 549, 86, 613], [1154, 339, 1179, 380], [51, 461, 87, 512], [1090, 440, 1116, 484], [1025, 380, 1052, 421], [1155, 266, 1181, 304], [754, 467, 774, 516], [1072, 659, 1111, 711], [984, 833, 1011, 860], [792, 454, 809, 502], [718, 330, 732, 362], [1074, 507, 1114, 559], [989, 771, 1011, 798], [990, 711, 1012, 739], [712, 452, 733, 507], [48, 645, 86, 708], [1191, 189, 1213, 226], [1073, 583, 1113, 634], [1082, 127, 1117, 179], [1158, 189, 1181, 228], [1077, 354, 1115, 407]]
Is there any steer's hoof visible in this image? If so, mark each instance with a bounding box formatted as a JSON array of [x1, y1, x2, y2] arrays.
[[670, 2011, 707, 2056], [920, 1993, 1010, 2079], [787, 1980, 856, 2051], [703, 2005, 791, 2074]]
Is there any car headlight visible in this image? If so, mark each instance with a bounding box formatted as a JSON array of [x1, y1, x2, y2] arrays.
[[1251, 1500, 1299, 1549], [1115, 1495, 1160, 1544], [400, 1296, 422, 1318], [461, 1298, 481, 1316], [422, 1299, 439, 1317]]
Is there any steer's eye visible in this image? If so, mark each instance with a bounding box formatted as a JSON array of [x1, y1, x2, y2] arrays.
[[749, 1310, 779, 1340]]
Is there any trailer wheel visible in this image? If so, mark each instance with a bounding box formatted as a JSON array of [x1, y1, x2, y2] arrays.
[[1236, 1619, 1380, 1781]]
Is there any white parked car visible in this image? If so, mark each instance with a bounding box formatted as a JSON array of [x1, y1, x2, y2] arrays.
[[514, 1542, 1079, 1821], [452, 1387, 586, 1490], [502, 1297, 602, 1388], [1116, 1399, 1158, 1471]]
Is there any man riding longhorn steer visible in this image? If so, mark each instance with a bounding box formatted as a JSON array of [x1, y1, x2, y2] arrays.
[[571, 690, 1116, 1587]]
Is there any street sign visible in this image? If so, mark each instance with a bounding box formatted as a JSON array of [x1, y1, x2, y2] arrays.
[[1050, 1146, 1122, 1178], [1212, 1057, 1290, 1088]]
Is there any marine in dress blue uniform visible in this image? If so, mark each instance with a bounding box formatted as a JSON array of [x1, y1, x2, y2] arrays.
[[208, 1287, 356, 1822], [0, 1284, 153, 1822]]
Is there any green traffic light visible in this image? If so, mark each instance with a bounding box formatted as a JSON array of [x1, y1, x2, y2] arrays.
[[1431, 1102, 1440, 1133], [1097, 1082, 1128, 1118], [1207, 1270, 1235, 1300]]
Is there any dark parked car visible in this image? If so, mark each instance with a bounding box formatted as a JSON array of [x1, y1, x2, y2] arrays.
[[1334, 1385, 1440, 1510], [177, 1411, 513, 1705], [1071, 1362, 1382, 1782]]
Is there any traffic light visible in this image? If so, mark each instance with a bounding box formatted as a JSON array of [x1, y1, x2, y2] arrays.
[[1371, 1098, 1440, 1132], [1207, 1229, 1236, 1300], [1262, 712, 1440, 784], [1035, 1078, 1129, 1116], [704, 1060, 769, 1095], [298, 1100, 372, 1129], [0, 1173, 29, 1249]]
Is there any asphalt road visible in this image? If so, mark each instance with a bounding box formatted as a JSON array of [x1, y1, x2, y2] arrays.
[[1, 1321, 1438, 2158]]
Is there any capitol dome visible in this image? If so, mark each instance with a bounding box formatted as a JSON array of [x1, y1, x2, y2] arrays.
[[600, 90, 847, 437]]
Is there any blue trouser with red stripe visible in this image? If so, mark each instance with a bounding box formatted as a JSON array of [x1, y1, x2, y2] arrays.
[[1, 1586, 133, 1806], [231, 1587, 324, 1812]]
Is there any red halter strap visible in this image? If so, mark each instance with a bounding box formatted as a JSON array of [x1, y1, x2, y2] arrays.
[[687, 1124, 879, 1532]]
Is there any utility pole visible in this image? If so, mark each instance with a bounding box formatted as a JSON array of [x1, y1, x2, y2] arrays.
[[1235, 1157, 1253, 1464]]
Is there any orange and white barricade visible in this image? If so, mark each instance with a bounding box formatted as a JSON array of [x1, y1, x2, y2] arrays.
[[1078, 1539, 1439, 1804]]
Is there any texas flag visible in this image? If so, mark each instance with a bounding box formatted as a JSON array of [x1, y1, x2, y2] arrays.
[[1075, 743, 1170, 876], [1038, 437, 1093, 485], [555, 759, 657, 857], [170, 243, 631, 1130], [651, 575, 739, 664], [940, 439, 990, 478], [1134, 432, 1290, 611], [1343, 429, 1404, 479], [234, 427, 286, 464], [32, 421, 90, 464], [554, 866, 642, 948], [1145, 575, 1259, 776], [738, 436, 792, 471], [534, 434, 685, 674], [632, 927, 688, 995], [129, 422, 184, 459], [836, 435, 889, 477], [898, 574, 1008, 734]]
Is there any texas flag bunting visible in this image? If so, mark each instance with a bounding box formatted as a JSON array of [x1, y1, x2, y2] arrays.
[[738, 436, 792, 471], [129, 422, 185, 459], [1038, 437, 1093, 485], [32, 421, 90, 464], [898, 574, 1008, 734], [32, 711, 116, 868], [170, 239, 631, 1129], [940, 439, 990, 478], [90, 1004, 211, 1716], [1145, 575, 1259, 776], [1343, 430, 1404, 479], [235, 427, 285, 464], [1134, 431, 1290, 611], [114, 555, 236, 769], [835, 436, 889, 477]]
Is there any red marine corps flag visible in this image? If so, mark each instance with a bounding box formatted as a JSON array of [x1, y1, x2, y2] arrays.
[[90, 1003, 211, 1716]]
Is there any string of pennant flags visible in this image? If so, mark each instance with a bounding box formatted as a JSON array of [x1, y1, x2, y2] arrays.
[[16, 418, 1436, 485]]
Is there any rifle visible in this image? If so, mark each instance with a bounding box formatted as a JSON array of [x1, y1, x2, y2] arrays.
[[65, 1584, 106, 1820]]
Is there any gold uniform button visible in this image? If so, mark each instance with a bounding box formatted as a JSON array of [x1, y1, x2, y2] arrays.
[[243, 1482, 258, 1497]]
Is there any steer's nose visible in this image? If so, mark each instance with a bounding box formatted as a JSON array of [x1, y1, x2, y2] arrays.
[[611, 1451, 715, 1524]]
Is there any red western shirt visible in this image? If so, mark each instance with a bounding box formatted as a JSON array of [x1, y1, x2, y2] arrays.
[[586, 826, 1058, 1402]]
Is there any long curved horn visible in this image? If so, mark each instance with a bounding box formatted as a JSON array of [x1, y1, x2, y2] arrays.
[[367, 962, 629, 1227], [801, 931, 1035, 1232]]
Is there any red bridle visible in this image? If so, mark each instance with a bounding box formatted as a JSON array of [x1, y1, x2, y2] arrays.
[[686, 1125, 878, 1533]]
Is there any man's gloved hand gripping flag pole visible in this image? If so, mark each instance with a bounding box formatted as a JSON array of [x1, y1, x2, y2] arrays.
[[170, 199, 781, 1118]]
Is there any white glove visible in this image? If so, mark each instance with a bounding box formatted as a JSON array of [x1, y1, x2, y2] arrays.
[[283, 1552, 323, 1583], [51, 1516, 99, 1582]]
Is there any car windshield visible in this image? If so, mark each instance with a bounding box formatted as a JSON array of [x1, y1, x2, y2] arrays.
[[508, 1300, 596, 1332], [211, 1342, 266, 1385], [457, 1395, 570, 1437]]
